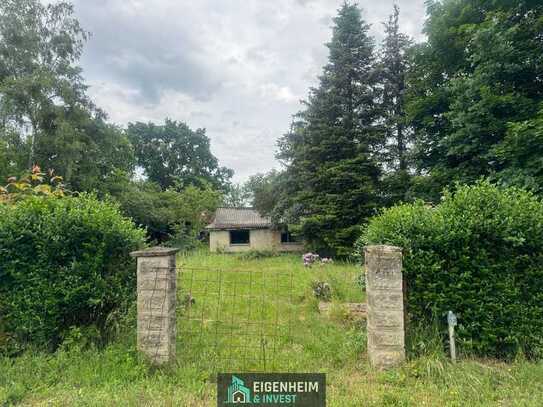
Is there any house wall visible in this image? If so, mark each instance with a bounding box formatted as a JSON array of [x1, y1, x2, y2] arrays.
[[270, 230, 305, 252], [209, 229, 304, 253], [209, 230, 231, 252]]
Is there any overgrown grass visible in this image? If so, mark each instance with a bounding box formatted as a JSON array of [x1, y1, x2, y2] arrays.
[[1, 252, 542, 406], [176, 250, 364, 374]]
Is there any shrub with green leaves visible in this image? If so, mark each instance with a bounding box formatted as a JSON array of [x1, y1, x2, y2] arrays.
[[311, 281, 332, 302], [0, 194, 146, 352], [356, 181, 543, 359], [100, 172, 221, 247]]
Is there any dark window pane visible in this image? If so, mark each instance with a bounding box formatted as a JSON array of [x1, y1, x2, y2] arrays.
[[281, 231, 298, 243], [230, 230, 250, 245]]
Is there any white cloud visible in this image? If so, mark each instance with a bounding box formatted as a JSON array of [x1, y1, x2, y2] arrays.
[[71, 0, 426, 181]]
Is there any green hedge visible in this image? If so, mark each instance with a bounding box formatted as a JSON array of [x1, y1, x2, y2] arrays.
[[0, 194, 146, 352], [356, 181, 543, 359]]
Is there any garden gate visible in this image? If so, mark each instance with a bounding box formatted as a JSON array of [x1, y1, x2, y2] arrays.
[[131, 247, 396, 372], [176, 264, 296, 372]]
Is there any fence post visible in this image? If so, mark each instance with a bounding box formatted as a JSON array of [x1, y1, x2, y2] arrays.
[[364, 245, 405, 369], [130, 247, 179, 365]]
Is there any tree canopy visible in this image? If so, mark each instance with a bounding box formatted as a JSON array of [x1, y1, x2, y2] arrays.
[[269, 1, 543, 255], [127, 119, 233, 191], [3, 0, 543, 256], [406, 0, 543, 196], [0, 0, 134, 190], [0, 0, 233, 246]]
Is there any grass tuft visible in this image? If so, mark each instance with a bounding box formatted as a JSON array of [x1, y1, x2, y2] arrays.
[[1, 252, 542, 406]]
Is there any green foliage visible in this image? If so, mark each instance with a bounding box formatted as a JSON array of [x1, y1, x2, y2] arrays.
[[311, 281, 332, 302], [276, 3, 382, 256], [0, 165, 66, 203], [407, 1, 543, 191], [101, 171, 221, 247], [0, 134, 14, 181], [378, 6, 414, 204], [127, 119, 233, 191], [355, 272, 365, 290], [353, 200, 438, 259], [358, 181, 543, 359], [0, 0, 134, 190], [0, 194, 146, 352], [406, 318, 448, 360], [244, 170, 285, 217], [494, 106, 543, 193], [222, 183, 252, 208]]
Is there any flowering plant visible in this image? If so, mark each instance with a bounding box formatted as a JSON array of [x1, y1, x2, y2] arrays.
[[0, 165, 66, 203], [303, 252, 320, 267], [303, 253, 334, 267]]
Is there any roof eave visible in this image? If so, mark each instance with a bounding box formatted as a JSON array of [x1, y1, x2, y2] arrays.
[[206, 225, 272, 231]]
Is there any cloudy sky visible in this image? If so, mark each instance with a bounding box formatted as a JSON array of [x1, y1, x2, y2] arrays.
[[71, 0, 427, 182]]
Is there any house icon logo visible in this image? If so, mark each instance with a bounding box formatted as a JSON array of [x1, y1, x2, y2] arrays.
[[226, 375, 252, 404]]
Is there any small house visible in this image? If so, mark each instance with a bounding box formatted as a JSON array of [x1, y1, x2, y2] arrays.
[[206, 207, 304, 253]]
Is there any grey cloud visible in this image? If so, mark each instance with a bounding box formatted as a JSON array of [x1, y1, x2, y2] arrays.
[[246, 47, 272, 63], [319, 14, 333, 26], [73, 0, 223, 103], [70, 0, 425, 181], [190, 111, 212, 120], [296, 0, 316, 6]]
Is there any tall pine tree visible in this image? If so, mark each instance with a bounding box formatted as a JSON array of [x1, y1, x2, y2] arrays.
[[277, 2, 380, 256], [378, 5, 413, 204]]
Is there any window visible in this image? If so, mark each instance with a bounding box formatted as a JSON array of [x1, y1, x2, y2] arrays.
[[281, 230, 298, 243], [230, 230, 250, 245]]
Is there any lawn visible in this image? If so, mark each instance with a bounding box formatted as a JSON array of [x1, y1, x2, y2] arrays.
[[1, 251, 542, 406], [176, 250, 364, 373]]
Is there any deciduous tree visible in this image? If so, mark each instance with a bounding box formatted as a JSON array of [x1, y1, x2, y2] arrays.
[[0, 0, 134, 190], [407, 1, 543, 196], [127, 119, 233, 191]]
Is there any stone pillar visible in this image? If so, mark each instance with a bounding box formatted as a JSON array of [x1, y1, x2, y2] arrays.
[[130, 247, 179, 365], [364, 245, 405, 369]]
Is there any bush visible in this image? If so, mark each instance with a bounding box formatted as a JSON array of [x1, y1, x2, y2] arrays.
[[356, 181, 543, 359], [0, 194, 146, 352], [311, 281, 332, 302], [100, 172, 221, 248]]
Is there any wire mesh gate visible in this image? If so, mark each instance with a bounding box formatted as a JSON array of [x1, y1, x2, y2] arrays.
[[176, 265, 296, 372]]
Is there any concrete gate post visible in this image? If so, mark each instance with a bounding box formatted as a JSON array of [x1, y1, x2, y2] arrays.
[[130, 247, 179, 365], [364, 245, 405, 369]]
